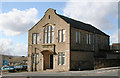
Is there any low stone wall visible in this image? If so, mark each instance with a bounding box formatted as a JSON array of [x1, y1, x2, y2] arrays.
[[94, 58, 120, 69], [70, 51, 94, 70]]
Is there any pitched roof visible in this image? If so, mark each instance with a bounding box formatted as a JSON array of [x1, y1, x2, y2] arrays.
[[57, 14, 109, 36]]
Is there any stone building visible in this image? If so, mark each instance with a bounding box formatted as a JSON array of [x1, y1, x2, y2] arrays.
[[28, 8, 109, 71], [110, 43, 120, 50]]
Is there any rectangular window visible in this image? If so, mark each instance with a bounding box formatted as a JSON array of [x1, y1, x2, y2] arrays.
[[58, 52, 65, 65], [86, 33, 91, 45], [58, 30, 65, 42], [32, 34, 36, 44], [89, 34, 91, 44], [32, 33, 40, 44], [79, 32, 81, 43], [86, 34, 89, 44], [76, 32, 78, 43]]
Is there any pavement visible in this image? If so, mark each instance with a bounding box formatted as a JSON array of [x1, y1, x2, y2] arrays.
[[0, 66, 120, 77]]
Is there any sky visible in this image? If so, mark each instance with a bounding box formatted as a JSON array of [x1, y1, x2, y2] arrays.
[[0, 0, 119, 56]]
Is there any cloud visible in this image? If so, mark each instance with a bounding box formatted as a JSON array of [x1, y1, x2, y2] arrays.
[[0, 39, 13, 55], [13, 43, 28, 56], [0, 39, 27, 56], [63, 1, 118, 31], [0, 8, 38, 36], [111, 29, 120, 43]]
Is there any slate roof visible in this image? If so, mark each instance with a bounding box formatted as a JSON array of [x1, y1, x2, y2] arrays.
[[57, 14, 109, 36]]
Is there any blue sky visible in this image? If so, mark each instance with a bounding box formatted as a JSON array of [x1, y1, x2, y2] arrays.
[[0, 1, 118, 56], [1, 2, 66, 44]]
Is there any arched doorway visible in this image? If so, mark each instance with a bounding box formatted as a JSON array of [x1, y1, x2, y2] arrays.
[[42, 50, 53, 70]]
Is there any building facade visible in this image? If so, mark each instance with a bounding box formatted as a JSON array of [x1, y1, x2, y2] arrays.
[[28, 8, 109, 71]]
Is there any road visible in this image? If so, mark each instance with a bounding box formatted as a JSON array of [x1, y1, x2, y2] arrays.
[[0, 68, 120, 78]]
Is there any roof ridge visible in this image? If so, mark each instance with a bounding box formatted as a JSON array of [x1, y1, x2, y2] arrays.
[[57, 14, 109, 36]]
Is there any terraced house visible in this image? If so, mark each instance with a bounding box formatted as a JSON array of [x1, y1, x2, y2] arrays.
[[28, 8, 110, 71]]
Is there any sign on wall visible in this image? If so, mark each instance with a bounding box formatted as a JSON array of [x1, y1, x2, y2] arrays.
[[3, 60, 8, 65]]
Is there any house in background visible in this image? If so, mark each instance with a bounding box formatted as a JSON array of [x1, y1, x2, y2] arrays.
[[0, 54, 27, 69], [8, 56, 27, 66], [28, 8, 109, 72], [110, 43, 120, 51], [106, 43, 120, 59]]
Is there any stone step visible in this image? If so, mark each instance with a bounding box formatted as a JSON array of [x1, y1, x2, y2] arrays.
[[45, 69, 53, 71]]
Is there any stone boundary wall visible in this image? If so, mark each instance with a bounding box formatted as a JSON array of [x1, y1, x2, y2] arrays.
[[94, 58, 120, 69]]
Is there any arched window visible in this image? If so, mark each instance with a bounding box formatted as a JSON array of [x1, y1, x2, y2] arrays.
[[44, 26, 54, 44]]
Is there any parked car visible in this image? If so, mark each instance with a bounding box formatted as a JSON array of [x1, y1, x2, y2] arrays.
[[1, 65, 28, 72], [22, 65, 27, 71], [1, 66, 15, 72], [14, 65, 27, 71]]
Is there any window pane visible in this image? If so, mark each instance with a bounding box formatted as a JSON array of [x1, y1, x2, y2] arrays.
[[36, 54, 39, 64], [32, 54, 35, 64], [76, 32, 78, 43], [48, 26, 51, 43], [58, 53, 61, 65], [32, 54, 34, 64], [34, 54, 35, 64], [62, 53, 65, 65], [51, 32, 54, 43], [48, 31, 50, 43], [52, 26, 54, 31], [58, 30, 62, 42], [48, 26, 51, 31], [37, 34, 40, 44], [44, 27, 47, 44], [32, 34, 36, 44], [45, 27, 47, 32], [63, 30, 65, 42], [86, 34, 88, 44], [89, 34, 91, 44], [79, 32, 81, 43], [45, 33, 47, 44]]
